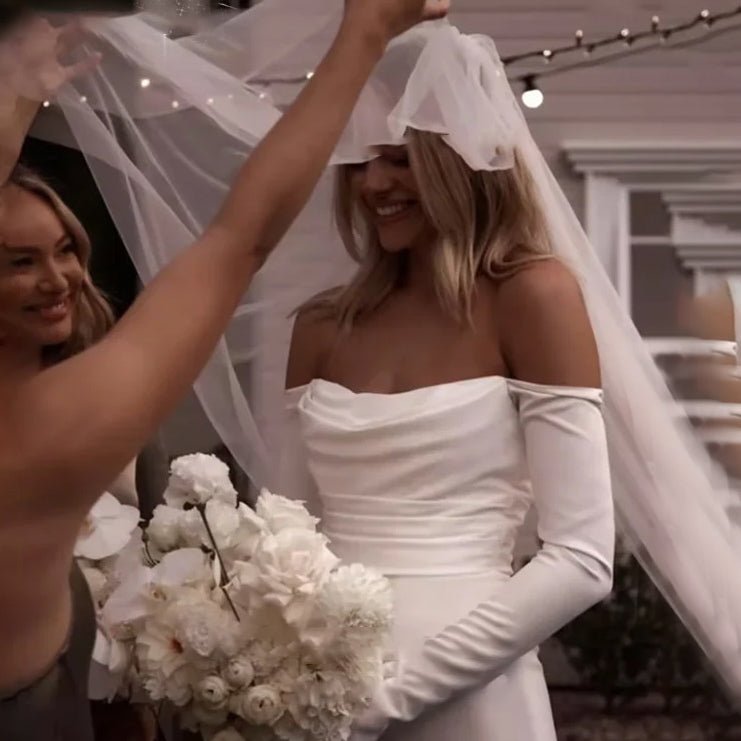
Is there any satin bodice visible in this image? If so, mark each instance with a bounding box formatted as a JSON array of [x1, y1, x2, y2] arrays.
[[295, 376, 536, 578]]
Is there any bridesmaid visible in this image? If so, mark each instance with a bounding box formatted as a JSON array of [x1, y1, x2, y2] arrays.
[[0, 1, 449, 739]]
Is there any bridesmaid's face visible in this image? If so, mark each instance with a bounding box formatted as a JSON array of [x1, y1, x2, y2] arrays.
[[349, 145, 436, 253], [0, 185, 83, 352]]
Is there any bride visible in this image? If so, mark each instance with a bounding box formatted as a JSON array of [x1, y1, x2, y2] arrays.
[[280, 35, 614, 741]]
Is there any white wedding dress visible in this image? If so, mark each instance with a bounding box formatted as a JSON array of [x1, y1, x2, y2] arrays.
[[281, 375, 614, 741]]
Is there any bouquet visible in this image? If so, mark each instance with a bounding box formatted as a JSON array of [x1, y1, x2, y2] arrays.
[[77, 454, 393, 741]]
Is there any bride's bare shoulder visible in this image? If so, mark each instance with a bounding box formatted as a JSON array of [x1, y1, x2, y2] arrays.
[[286, 289, 343, 389], [495, 259, 600, 387]]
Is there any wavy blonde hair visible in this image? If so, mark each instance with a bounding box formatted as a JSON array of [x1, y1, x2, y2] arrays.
[[307, 131, 553, 328], [8, 166, 115, 364]]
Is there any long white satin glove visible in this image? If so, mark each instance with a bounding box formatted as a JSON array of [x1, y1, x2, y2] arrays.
[[352, 380, 615, 739]]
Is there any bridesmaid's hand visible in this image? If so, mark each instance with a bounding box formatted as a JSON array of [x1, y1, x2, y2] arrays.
[[0, 16, 100, 102], [342, 0, 450, 49]]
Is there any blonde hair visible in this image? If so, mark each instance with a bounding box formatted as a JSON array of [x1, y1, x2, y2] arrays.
[[308, 131, 553, 328], [8, 166, 115, 363]]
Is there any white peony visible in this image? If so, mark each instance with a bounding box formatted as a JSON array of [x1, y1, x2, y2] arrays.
[[234, 529, 337, 635], [255, 489, 318, 534], [223, 654, 255, 688], [232, 684, 284, 725], [195, 675, 230, 709], [147, 504, 184, 552], [75, 492, 140, 560], [164, 454, 238, 508]]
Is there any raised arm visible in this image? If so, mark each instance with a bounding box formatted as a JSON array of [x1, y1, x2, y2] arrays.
[[3, 1, 449, 520]]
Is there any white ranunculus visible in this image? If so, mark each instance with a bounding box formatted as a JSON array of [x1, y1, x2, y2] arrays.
[[233, 528, 338, 634], [195, 675, 230, 709], [74, 492, 140, 560], [147, 504, 184, 552], [233, 685, 284, 725], [164, 454, 237, 508], [223, 654, 255, 688], [255, 489, 318, 534]]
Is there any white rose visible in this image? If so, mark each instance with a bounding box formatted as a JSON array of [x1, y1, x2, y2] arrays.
[[255, 490, 318, 533], [164, 454, 238, 508], [147, 505, 184, 552], [195, 675, 230, 709], [233, 529, 338, 632], [233, 685, 284, 725], [223, 654, 255, 688]]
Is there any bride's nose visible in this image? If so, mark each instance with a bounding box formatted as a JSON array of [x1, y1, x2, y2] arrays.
[[361, 159, 395, 194]]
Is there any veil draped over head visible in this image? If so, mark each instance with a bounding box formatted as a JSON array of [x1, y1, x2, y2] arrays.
[[9, 0, 741, 699]]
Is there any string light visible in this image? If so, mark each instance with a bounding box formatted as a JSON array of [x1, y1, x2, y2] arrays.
[[42, 100, 50, 108], [305, 71, 314, 80], [521, 76, 544, 109], [171, 100, 180, 109], [620, 28, 634, 47], [542, 49, 553, 63], [500, 5, 741, 66], [140, 78, 151, 88]]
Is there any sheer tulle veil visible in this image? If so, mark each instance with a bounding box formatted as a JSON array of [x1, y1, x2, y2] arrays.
[[9, 0, 741, 698]]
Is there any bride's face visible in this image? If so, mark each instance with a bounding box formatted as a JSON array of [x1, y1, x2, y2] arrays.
[[350, 145, 436, 253]]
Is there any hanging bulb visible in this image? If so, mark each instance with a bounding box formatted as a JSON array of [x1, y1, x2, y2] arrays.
[[542, 49, 553, 63], [651, 15, 660, 33], [140, 78, 151, 88], [521, 76, 544, 109], [699, 9, 714, 28], [575, 29, 584, 47], [620, 28, 633, 46]]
